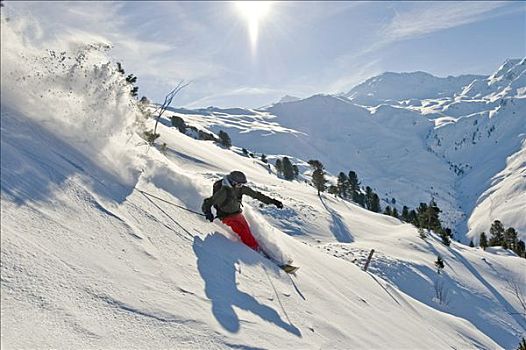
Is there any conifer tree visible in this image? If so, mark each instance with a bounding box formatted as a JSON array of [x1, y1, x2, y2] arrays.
[[392, 207, 399, 219], [261, 154, 267, 163], [348, 171, 360, 191], [479, 232, 488, 250], [427, 200, 442, 232], [348, 170, 360, 198], [282, 157, 295, 180], [469, 240, 474, 247], [415, 200, 443, 233], [504, 227, 518, 251], [365, 186, 373, 210], [370, 193, 381, 213], [409, 209, 419, 226], [312, 167, 327, 196], [517, 337, 526, 350], [489, 220, 505, 246], [384, 206, 392, 216], [353, 192, 366, 207], [416, 202, 428, 227], [308, 159, 324, 171], [275, 159, 283, 177], [440, 230, 451, 247], [435, 255, 445, 274], [401, 206, 410, 221], [218, 130, 232, 148], [439, 228, 451, 246], [170, 116, 186, 133], [337, 172, 349, 198]]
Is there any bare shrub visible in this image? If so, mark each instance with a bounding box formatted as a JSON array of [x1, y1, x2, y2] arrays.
[[506, 277, 526, 317]]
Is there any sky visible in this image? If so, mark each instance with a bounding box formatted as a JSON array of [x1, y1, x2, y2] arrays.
[[2, 1, 525, 108]]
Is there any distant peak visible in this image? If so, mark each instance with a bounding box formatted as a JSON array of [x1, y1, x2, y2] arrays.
[[489, 57, 526, 81], [380, 71, 435, 78], [344, 70, 487, 103], [278, 95, 301, 103], [502, 58, 523, 66]]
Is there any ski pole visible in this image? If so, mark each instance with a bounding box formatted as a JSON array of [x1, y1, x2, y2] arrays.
[[136, 189, 205, 217]]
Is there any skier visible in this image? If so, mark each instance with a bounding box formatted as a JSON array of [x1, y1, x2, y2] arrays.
[[202, 171, 299, 273], [202, 171, 283, 252]]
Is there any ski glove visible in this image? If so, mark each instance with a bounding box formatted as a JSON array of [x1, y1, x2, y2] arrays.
[[205, 212, 214, 222], [273, 200, 283, 209]]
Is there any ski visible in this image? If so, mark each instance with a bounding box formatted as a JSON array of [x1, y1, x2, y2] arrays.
[[280, 264, 300, 274], [259, 250, 299, 274]]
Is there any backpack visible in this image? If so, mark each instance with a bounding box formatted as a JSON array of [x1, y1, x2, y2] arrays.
[[212, 179, 230, 210]]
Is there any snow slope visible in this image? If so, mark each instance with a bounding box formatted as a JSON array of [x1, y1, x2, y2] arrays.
[[3, 102, 525, 349], [2, 13, 526, 350], [168, 61, 526, 242]]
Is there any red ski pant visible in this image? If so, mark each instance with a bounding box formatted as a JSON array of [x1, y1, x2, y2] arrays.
[[221, 213, 260, 251]]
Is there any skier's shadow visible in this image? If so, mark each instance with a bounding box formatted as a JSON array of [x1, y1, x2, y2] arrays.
[[193, 233, 301, 337]]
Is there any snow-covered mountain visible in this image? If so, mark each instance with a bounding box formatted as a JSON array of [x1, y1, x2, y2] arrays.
[[459, 59, 526, 100], [2, 13, 526, 350], [343, 71, 485, 105], [168, 59, 526, 243]]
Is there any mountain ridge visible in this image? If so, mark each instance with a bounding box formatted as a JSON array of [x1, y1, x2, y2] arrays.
[[343, 70, 486, 104]]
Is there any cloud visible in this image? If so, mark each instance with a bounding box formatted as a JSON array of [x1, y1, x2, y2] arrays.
[[184, 86, 287, 109], [278, 1, 364, 27], [351, 2, 521, 61], [382, 2, 514, 42], [323, 2, 521, 94], [326, 58, 384, 94]]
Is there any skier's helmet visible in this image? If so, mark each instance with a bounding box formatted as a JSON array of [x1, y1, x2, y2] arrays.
[[227, 171, 247, 185]]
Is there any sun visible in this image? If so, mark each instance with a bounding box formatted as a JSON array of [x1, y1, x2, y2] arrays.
[[234, 1, 273, 51]]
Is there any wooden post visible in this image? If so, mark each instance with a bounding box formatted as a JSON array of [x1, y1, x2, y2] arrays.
[[363, 249, 375, 272]]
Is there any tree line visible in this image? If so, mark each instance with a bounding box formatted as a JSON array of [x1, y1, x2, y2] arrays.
[[275, 157, 300, 180], [474, 220, 525, 258], [170, 115, 232, 147]]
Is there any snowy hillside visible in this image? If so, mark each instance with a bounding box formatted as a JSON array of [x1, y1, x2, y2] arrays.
[[2, 13, 526, 350], [168, 60, 526, 243]]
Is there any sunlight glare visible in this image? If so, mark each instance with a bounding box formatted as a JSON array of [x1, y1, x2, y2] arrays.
[[235, 1, 273, 51]]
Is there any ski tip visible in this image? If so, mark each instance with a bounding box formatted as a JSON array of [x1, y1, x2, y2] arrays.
[[281, 265, 300, 274]]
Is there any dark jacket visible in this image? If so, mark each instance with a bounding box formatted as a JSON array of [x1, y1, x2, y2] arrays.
[[202, 178, 277, 219]]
